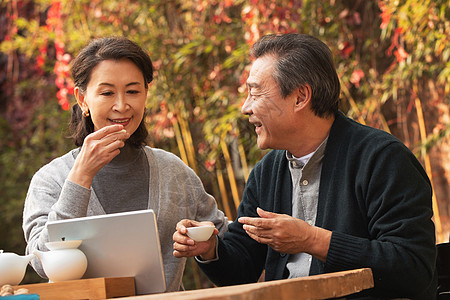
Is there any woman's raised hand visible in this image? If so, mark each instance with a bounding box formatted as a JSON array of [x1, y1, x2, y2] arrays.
[[67, 124, 130, 189]]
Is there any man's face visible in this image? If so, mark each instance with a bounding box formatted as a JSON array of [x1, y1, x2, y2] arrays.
[[241, 55, 296, 150]]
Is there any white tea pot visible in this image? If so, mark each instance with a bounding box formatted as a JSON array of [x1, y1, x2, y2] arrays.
[[33, 240, 87, 282], [0, 250, 34, 286]]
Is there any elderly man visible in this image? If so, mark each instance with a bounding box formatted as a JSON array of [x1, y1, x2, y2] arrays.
[[173, 33, 436, 299]]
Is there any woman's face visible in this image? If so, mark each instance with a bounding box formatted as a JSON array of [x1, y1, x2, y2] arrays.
[[75, 59, 147, 135]]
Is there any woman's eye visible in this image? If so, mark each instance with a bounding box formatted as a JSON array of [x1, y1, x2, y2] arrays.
[[100, 91, 113, 96], [127, 90, 139, 94]]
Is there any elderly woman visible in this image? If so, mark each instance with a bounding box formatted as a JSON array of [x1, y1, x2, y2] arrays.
[[23, 36, 227, 292]]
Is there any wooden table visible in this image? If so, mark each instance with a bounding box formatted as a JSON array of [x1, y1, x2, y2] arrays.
[[13, 268, 373, 300], [121, 268, 373, 300], [13, 277, 135, 300]]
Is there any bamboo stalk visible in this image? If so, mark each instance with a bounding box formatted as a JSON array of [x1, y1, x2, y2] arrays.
[[216, 159, 233, 220], [340, 79, 366, 125], [377, 109, 392, 134], [238, 140, 250, 183], [177, 112, 198, 174], [221, 139, 241, 210], [171, 116, 189, 167], [234, 127, 250, 182], [414, 85, 444, 243]]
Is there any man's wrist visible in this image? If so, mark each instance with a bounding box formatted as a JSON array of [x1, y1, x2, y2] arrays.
[[308, 226, 331, 262], [197, 236, 219, 262]]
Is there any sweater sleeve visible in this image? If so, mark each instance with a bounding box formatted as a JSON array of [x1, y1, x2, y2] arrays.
[[324, 141, 435, 298], [189, 168, 228, 237], [22, 156, 91, 278], [145, 147, 230, 292], [197, 167, 268, 286]]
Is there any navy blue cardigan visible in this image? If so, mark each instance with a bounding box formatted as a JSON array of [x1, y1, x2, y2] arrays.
[[198, 112, 436, 298]]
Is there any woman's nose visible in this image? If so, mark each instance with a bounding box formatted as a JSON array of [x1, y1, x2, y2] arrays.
[[113, 95, 129, 112]]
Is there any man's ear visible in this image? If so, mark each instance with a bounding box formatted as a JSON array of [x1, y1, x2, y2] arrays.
[[74, 87, 88, 112], [294, 84, 312, 111]]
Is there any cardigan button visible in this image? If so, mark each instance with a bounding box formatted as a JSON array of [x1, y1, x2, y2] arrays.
[[302, 179, 309, 186], [280, 253, 287, 257]]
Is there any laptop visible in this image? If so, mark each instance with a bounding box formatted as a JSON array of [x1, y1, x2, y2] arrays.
[[47, 209, 166, 295]]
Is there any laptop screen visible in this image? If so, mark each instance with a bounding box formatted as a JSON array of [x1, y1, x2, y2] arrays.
[[47, 209, 166, 295]]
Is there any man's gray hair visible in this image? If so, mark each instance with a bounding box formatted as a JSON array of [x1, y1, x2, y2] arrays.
[[251, 33, 340, 117]]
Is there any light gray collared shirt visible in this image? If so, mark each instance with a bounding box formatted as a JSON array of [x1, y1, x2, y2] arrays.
[[285, 138, 328, 278]]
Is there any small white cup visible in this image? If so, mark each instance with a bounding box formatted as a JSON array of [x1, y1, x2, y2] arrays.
[[186, 225, 215, 242]]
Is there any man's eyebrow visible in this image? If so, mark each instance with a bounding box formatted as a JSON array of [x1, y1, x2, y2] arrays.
[[246, 81, 260, 88]]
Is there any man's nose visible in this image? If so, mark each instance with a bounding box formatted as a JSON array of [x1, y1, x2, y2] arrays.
[[241, 95, 252, 115]]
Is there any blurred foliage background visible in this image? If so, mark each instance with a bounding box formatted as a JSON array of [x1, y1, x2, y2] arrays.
[[1, 0, 449, 289]]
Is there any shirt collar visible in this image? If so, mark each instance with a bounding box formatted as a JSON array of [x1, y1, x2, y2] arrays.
[[286, 137, 329, 169]]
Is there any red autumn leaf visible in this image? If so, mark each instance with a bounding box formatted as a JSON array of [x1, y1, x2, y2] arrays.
[[204, 159, 216, 172], [340, 42, 354, 58], [378, 1, 391, 29], [61, 100, 70, 111], [222, 13, 232, 23], [394, 47, 408, 63], [55, 76, 65, 88], [213, 15, 221, 24], [350, 69, 365, 88]]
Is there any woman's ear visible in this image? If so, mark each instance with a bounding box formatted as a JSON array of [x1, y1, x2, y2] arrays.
[[294, 84, 312, 111], [74, 87, 88, 112]]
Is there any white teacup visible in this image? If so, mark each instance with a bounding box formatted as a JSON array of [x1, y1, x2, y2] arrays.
[[186, 225, 215, 242]]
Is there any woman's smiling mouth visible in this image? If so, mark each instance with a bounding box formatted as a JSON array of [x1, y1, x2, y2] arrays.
[[109, 118, 131, 126]]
